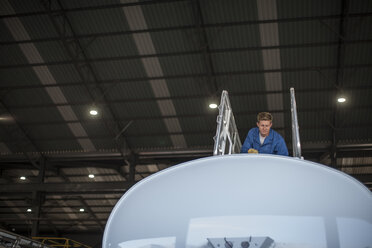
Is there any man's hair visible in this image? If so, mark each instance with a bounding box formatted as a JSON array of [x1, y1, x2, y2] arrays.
[[257, 112, 273, 122]]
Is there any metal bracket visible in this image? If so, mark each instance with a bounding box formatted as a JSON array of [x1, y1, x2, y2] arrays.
[[207, 237, 274, 248]]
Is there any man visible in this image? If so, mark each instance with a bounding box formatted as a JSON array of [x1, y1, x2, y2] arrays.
[[240, 112, 289, 156]]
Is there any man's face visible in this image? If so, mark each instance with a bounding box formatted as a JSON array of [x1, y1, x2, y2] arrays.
[[257, 120, 272, 137]]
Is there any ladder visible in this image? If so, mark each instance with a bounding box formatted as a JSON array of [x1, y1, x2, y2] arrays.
[[213, 88, 302, 158]]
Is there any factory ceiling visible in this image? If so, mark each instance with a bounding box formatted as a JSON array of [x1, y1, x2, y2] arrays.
[[0, 0, 371, 244]]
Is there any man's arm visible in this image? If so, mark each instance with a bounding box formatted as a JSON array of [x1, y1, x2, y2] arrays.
[[240, 130, 254, 153], [275, 136, 289, 156]]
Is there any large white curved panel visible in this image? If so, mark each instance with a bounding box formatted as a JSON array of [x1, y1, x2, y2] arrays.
[[103, 155, 372, 248]]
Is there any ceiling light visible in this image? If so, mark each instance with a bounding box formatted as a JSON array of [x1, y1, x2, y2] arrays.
[[337, 97, 346, 103], [79, 208, 85, 212], [88, 174, 95, 178], [20, 176, 26, 180], [89, 109, 98, 116], [27, 208, 32, 212], [209, 103, 218, 109], [0, 114, 13, 122]]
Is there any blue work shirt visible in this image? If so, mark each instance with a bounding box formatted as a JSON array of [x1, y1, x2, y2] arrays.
[[240, 127, 289, 156]]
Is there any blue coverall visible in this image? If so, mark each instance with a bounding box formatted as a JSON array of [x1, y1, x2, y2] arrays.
[[240, 127, 289, 156]]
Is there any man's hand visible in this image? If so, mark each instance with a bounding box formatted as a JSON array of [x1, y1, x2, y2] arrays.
[[248, 148, 258, 154]]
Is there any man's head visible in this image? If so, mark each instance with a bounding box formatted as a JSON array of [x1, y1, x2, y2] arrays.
[[256, 112, 273, 137]]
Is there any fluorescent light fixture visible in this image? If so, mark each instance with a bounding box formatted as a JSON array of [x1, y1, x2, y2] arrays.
[[88, 174, 95, 178], [20, 176, 26, 180], [337, 97, 346, 103], [27, 208, 32, 212], [79, 208, 85, 212], [209, 103, 218, 109], [89, 109, 98, 116], [0, 114, 13, 121]]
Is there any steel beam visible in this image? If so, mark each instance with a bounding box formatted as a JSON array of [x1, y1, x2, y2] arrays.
[[4, 86, 372, 110], [0, 0, 188, 19], [40, 0, 133, 159], [330, 0, 349, 169], [0, 181, 133, 193], [1, 12, 371, 43], [2, 39, 372, 69], [1, 64, 372, 92]]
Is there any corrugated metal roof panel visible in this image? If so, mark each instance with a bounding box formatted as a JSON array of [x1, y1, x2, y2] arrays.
[[0, 67, 42, 85], [3, 88, 54, 106], [44, 64, 81, 83], [1, 1, 44, 14], [85, 198, 118, 206], [207, 26, 261, 49], [344, 89, 372, 107], [217, 74, 266, 93], [166, 78, 204, 96], [178, 116, 215, 133], [200, 0, 258, 24], [340, 157, 372, 166], [15, 15, 60, 39], [66, 8, 130, 35], [23, 124, 76, 140], [11, 107, 65, 123], [72, 121, 116, 139], [83, 35, 140, 58], [61, 167, 116, 175], [59, 85, 92, 103], [92, 60, 146, 80], [280, 46, 338, 68], [27, 41, 70, 63], [341, 166, 372, 175], [343, 67, 372, 87], [278, 20, 340, 44], [36, 139, 82, 152], [345, 16, 372, 40], [230, 95, 269, 113], [62, 0, 120, 9], [212, 50, 263, 72], [126, 119, 170, 136], [101, 81, 153, 100], [111, 102, 161, 119], [0, 44, 31, 66], [158, 54, 205, 75], [348, 1, 372, 13], [183, 133, 214, 148], [282, 70, 335, 91], [300, 127, 331, 142], [344, 43, 372, 65], [141, 1, 194, 28], [277, 0, 341, 18], [96, 213, 111, 219], [45, 177, 65, 183], [0, 20, 15, 42], [91, 175, 123, 182], [171, 97, 210, 116], [127, 135, 173, 149], [144, 30, 199, 54], [339, 109, 372, 141]]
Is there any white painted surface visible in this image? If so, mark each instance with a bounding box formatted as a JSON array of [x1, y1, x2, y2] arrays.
[[103, 155, 372, 248]]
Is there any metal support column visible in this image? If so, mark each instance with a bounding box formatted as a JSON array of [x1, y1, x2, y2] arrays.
[[331, 0, 349, 169], [31, 158, 46, 237], [40, 0, 133, 160]]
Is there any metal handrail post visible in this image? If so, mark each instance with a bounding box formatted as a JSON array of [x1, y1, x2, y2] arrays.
[[290, 87, 302, 158]]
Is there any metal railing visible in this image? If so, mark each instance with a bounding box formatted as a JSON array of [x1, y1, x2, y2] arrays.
[[0, 229, 50, 248], [213, 90, 242, 155], [290, 87, 302, 159], [32, 238, 91, 248]]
